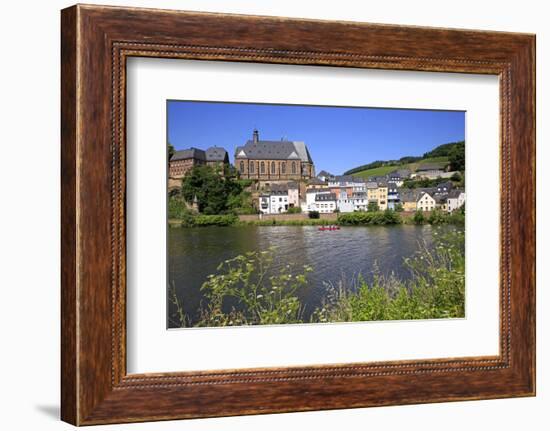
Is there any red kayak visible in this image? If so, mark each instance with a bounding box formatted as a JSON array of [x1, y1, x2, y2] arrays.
[[318, 225, 340, 231]]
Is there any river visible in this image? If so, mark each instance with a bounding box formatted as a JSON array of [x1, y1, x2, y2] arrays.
[[168, 224, 456, 327]]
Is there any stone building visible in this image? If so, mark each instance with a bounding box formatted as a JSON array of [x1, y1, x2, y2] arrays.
[[235, 130, 315, 182], [169, 146, 229, 179], [205, 146, 229, 168], [169, 147, 206, 179]]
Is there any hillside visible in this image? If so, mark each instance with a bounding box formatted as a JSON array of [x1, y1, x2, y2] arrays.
[[344, 141, 464, 178], [352, 156, 449, 179]]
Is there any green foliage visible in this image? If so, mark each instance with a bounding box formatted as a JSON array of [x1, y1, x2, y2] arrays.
[[308, 210, 320, 219], [428, 208, 447, 225], [413, 210, 425, 224], [240, 218, 332, 226], [448, 141, 465, 171], [197, 248, 313, 326], [313, 228, 465, 322], [180, 165, 254, 216], [168, 197, 193, 222], [450, 172, 462, 182], [367, 201, 379, 212], [423, 141, 464, 159], [337, 210, 401, 225], [167, 142, 175, 160], [394, 203, 404, 212], [193, 214, 238, 226], [287, 206, 302, 214], [402, 177, 441, 189], [344, 156, 422, 176]]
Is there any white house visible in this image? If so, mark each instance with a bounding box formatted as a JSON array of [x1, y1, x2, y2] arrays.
[[302, 188, 331, 212], [417, 191, 437, 212], [447, 189, 466, 212], [258, 190, 289, 214], [338, 192, 368, 213], [315, 193, 337, 213], [269, 191, 289, 214]]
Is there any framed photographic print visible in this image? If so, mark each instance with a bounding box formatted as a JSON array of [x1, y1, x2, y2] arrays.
[[61, 4, 535, 425]]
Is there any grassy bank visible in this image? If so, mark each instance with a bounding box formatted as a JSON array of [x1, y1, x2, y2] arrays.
[[169, 209, 464, 228], [169, 227, 465, 327]]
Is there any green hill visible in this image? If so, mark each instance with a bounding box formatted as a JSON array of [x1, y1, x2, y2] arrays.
[[352, 157, 449, 179], [344, 141, 464, 178]]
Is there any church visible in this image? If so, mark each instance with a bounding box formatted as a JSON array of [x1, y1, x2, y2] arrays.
[[234, 130, 315, 181]]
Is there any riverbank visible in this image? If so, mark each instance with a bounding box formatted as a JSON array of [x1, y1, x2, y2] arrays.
[[168, 209, 464, 227]]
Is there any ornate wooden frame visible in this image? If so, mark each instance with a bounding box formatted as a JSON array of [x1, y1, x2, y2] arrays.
[[61, 4, 535, 425]]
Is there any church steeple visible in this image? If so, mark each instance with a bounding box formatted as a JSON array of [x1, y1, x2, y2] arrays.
[[252, 128, 259, 143]]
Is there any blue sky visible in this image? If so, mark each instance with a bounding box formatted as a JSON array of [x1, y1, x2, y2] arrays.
[[167, 100, 465, 175]]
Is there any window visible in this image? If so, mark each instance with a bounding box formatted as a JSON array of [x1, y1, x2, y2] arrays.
[[292, 162, 296, 174], [281, 162, 286, 174], [250, 161, 255, 174], [239, 161, 244, 173], [271, 161, 276, 174], [261, 161, 265, 174]]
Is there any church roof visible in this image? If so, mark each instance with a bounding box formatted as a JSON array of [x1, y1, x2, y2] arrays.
[[235, 138, 313, 163]]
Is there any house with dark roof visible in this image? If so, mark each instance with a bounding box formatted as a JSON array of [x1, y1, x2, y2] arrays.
[[205, 146, 229, 166], [235, 129, 315, 181], [413, 163, 447, 180], [169, 147, 206, 179], [317, 170, 334, 182]]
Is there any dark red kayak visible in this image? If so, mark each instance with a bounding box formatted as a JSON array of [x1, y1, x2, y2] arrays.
[[318, 225, 340, 231]]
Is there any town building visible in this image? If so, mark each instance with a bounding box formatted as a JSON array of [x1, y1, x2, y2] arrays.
[[205, 146, 229, 168], [434, 181, 453, 195], [259, 189, 290, 214], [366, 181, 388, 210], [387, 182, 400, 210], [235, 129, 315, 182], [412, 163, 446, 180], [387, 169, 411, 186], [447, 189, 466, 212], [314, 193, 337, 213], [328, 175, 366, 199], [316, 170, 334, 182], [169, 147, 206, 179], [399, 190, 419, 212], [338, 192, 368, 212], [307, 177, 329, 190], [417, 191, 437, 212]]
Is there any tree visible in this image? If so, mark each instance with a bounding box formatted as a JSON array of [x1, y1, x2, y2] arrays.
[[181, 165, 231, 214], [394, 203, 404, 212], [448, 141, 465, 171], [167, 142, 175, 160], [367, 201, 379, 212]]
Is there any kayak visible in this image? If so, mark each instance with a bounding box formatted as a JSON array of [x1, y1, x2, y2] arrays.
[[318, 226, 340, 231]]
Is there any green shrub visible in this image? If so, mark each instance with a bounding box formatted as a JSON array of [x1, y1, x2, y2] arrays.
[[413, 210, 425, 224], [308, 210, 320, 219], [287, 206, 302, 214], [337, 210, 401, 226]]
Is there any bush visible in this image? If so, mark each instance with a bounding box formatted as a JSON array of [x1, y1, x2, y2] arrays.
[[193, 214, 237, 227], [287, 206, 302, 214], [428, 208, 447, 225], [308, 210, 320, 219], [337, 210, 401, 226], [413, 210, 425, 224]]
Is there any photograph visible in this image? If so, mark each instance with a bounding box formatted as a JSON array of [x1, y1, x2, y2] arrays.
[[167, 101, 466, 329]]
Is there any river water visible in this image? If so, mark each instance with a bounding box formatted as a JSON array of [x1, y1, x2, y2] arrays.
[[168, 224, 454, 327]]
